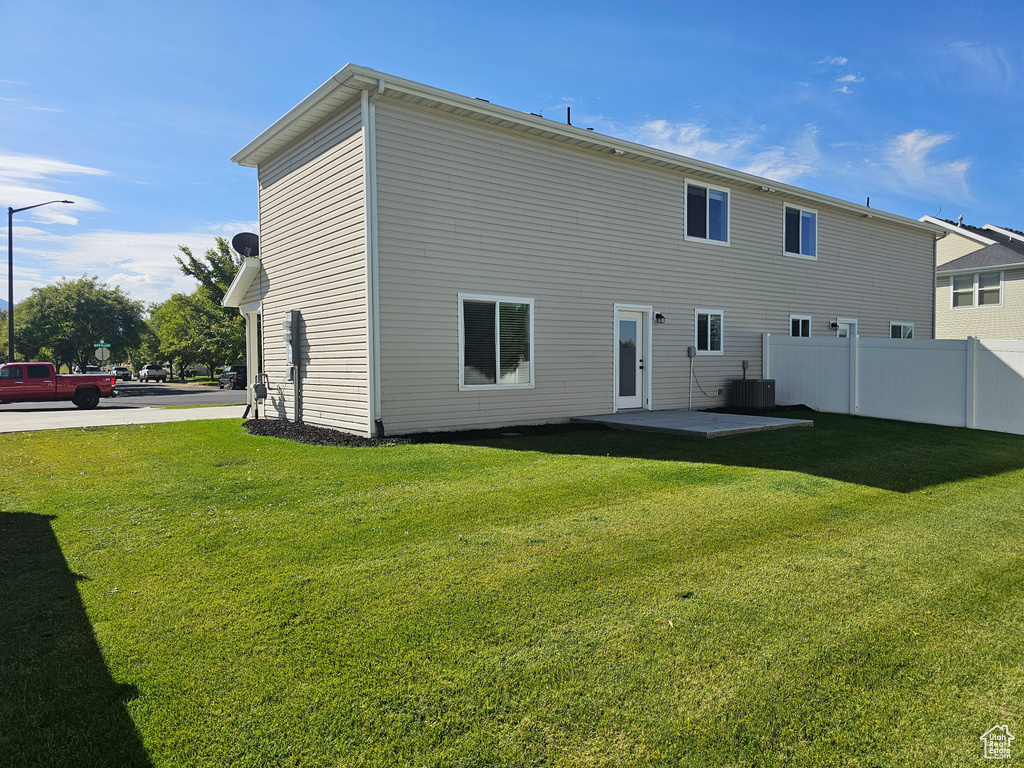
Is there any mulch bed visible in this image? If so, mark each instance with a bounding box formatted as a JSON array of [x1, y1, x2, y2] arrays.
[[242, 418, 604, 447]]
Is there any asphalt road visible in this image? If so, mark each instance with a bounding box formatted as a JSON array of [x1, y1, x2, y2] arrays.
[[0, 379, 247, 412]]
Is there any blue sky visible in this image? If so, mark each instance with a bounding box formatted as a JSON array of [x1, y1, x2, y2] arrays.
[[2, 0, 1021, 307]]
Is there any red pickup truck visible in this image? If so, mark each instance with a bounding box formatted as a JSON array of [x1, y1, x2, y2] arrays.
[[0, 362, 118, 409]]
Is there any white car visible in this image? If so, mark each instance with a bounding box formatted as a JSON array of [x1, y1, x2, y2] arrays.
[[138, 364, 168, 382]]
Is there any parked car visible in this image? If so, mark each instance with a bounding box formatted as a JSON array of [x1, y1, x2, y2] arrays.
[[85, 365, 103, 374], [218, 365, 247, 390], [0, 362, 118, 409], [138, 364, 168, 383], [111, 366, 133, 381]]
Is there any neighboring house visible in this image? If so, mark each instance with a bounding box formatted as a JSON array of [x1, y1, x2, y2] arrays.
[[224, 64, 941, 437], [920, 216, 1024, 340]]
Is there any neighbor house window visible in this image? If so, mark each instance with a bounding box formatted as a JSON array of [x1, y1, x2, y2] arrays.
[[784, 205, 817, 258], [695, 309, 723, 354], [890, 322, 914, 339], [685, 181, 729, 244], [952, 271, 1002, 309], [460, 294, 533, 388], [790, 314, 811, 337]]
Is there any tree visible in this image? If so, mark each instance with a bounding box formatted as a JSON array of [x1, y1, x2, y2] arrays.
[[15, 276, 145, 371], [169, 238, 246, 376]]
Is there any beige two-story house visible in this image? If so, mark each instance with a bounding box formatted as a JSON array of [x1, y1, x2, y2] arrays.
[[225, 64, 941, 437], [921, 216, 1024, 340]]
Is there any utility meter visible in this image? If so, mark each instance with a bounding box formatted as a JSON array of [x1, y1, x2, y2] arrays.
[[282, 310, 301, 367]]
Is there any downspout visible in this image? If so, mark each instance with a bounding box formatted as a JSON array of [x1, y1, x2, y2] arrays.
[[362, 83, 384, 437]]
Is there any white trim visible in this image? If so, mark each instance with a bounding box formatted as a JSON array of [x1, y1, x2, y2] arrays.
[[458, 293, 535, 391], [362, 88, 383, 436], [938, 262, 1022, 276], [694, 308, 724, 355], [835, 317, 858, 338], [222, 257, 262, 308], [783, 203, 818, 260], [613, 304, 653, 411], [889, 321, 915, 339], [683, 178, 731, 246], [982, 224, 1024, 244], [789, 313, 812, 338], [918, 215, 996, 245], [950, 270, 1004, 310]]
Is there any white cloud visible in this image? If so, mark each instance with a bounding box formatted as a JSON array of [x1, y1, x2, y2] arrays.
[[0, 152, 107, 216], [627, 119, 747, 163], [741, 124, 821, 183], [11, 223, 258, 306], [836, 73, 865, 84], [817, 56, 848, 66], [884, 129, 970, 196], [832, 86, 854, 95], [948, 42, 1014, 91]]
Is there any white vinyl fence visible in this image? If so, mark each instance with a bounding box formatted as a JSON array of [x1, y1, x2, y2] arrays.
[[763, 334, 1024, 435]]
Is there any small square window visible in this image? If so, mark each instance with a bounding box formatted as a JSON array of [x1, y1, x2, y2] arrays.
[[890, 322, 914, 339], [695, 309, 723, 354], [784, 205, 817, 258], [789, 314, 811, 337]]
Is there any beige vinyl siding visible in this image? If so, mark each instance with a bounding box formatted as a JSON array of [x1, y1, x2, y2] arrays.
[[257, 98, 370, 434], [374, 98, 934, 434], [935, 230, 987, 266], [936, 269, 1024, 339]]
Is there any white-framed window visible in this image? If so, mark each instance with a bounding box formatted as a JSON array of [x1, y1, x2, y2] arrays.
[[694, 309, 724, 354], [784, 204, 817, 258], [789, 314, 811, 337], [835, 318, 857, 338], [685, 180, 730, 244], [951, 271, 1003, 309], [889, 322, 914, 339], [459, 294, 534, 389]]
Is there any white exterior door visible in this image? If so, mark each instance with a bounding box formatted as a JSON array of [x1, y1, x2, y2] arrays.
[[615, 308, 648, 410]]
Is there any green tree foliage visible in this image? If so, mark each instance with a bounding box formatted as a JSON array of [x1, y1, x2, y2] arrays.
[[156, 238, 246, 378], [15, 276, 144, 371]]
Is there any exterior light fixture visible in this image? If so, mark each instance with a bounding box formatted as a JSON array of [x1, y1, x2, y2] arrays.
[[655, 313, 666, 324]]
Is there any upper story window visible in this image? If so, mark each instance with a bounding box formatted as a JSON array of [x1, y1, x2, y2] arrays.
[[695, 309, 723, 354], [685, 181, 729, 244], [784, 205, 817, 258], [952, 271, 1002, 309], [460, 294, 534, 389], [790, 314, 811, 337]]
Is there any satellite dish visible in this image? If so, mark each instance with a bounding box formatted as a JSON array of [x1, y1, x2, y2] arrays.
[[231, 232, 260, 258]]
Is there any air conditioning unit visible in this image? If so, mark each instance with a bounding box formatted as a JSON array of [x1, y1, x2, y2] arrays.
[[731, 379, 776, 409]]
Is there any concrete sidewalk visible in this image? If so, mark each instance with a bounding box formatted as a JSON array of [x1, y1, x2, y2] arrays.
[[0, 405, 246, 434]]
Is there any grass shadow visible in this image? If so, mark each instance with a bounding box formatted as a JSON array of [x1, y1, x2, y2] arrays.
[[0, 512, 152, 768], [422, 411, 1024, 493]]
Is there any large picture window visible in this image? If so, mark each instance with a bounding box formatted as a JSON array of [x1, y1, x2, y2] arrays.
[[695, 309, 723, 354], [685, 181, 729, 244], [460, 295, 533, 388], [784, 205, 817, 258]]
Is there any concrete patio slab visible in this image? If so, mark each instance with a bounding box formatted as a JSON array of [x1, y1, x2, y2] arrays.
[[571, 409, 813, 438]]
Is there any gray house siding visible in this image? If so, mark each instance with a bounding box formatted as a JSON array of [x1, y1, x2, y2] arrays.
[[256, 99, 369, 432], [372, 98, 935, 434]]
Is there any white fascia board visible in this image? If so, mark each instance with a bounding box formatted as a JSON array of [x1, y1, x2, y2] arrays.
[[937, 263, 1022, 277], [222, 257, 262, 308], [233, 64, 939, 235], [919, 215, 996, 245], [982, 224, 1024, 244]]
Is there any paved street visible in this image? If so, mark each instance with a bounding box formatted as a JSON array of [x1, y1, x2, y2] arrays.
[[0, 380, 249, 433]]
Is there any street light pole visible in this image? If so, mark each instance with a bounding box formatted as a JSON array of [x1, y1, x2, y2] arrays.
[[7, 199, 75, 362]]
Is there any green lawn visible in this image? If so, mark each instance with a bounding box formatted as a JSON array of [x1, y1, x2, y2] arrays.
[[1, 413, 1022, 767]]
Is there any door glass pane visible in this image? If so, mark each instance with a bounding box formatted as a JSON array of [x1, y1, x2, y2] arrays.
[[618, 319, 637, 397]]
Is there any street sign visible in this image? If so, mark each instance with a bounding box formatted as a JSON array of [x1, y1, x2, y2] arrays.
[[95, 347, 111, 362], [93, 339, 112, 348]]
